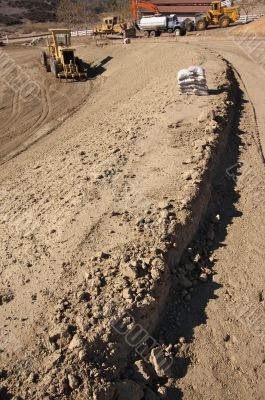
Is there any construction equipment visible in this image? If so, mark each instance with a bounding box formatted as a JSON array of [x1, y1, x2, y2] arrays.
[[195, 1, 240, 30], [41, 29, 86, 80], [132, 0, 160, 22], [139, 14, 186, 37], [93, 16, 136, 37], [182, 18, 195, 32]]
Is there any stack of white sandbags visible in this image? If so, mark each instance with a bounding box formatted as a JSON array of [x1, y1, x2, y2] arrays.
[[177, 66, 209, 96]]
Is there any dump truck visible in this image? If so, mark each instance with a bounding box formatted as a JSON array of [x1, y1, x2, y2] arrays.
[[195, 0, 240, 30], [139, 14, 186, 37], [41, 29, 86, 81], [93, 16, 136, 37]]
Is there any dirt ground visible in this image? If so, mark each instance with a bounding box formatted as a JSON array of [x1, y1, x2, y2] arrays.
[[232, 15, 265, 36], [0, 34, 265, 400], [0, 44, 92, 163], [173, 38, 265, 400]]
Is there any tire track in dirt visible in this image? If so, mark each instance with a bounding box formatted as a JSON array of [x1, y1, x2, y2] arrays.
[[0, 88, 49, 165], [0, 86, 48, 140], [25, 85, 51, 136], [0, 78, 94, 166], [1, 90, 22, 134], [232, 66, 265, 165], [207, 42, 265, 165]]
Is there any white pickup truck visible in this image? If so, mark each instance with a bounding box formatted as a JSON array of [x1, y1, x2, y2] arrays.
[[139, 14, 187, 37]]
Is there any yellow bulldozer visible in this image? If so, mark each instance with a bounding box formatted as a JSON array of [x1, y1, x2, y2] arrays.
[[195, 1, 240, 31], [93, 15, 136, 37], [41, 29, 87, 81]]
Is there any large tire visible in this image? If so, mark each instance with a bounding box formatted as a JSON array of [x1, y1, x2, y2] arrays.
[[143, 30, 149, 38], [75, 57, 85, 73], [50, 58, 59, 78], [41, 51, 47, 67], [186, 22, 195, 32], [196, 18, 207, 31], [219, 15, 230, 28], [183, 18, 195, 32], [149, 30, 156, 38], [180, 28, 187, 36]]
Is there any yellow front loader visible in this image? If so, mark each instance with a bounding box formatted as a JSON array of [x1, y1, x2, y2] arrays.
[[195, 1, 240, 31], [41, 29, 87, 81]]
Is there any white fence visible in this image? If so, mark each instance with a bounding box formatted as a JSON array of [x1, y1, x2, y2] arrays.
[[71, 29, 93, 37], [238, 13, 265, 24]]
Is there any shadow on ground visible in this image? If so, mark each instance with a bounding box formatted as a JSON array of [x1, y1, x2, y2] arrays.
[[87, 56, 113, 79]]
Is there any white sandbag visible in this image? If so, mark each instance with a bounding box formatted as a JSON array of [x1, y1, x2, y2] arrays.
[[194, 87, 208, 95], [188, 65, 206, 77], [180, 88, 208, 96], [179, 85, 208, 92], [196, 91, 208, 96], [178, 80, 207, 88], [177, 69, 193, 82], [179, 87, 196, 93], [179, 83, 208, 92], [178, 77, 206, 85], [178, 65, 208, 96]]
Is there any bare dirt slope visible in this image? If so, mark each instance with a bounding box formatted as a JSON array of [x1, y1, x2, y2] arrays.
[[166, 39, 265, 400], [0, 45, 92, 163], [0, 40, 230, 399], [2, 36, 265, 400], [231, 15, 265, 36]]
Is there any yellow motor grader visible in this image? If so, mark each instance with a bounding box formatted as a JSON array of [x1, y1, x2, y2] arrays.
[[41, 29, 87, 80], [195, 1, 240, 31]]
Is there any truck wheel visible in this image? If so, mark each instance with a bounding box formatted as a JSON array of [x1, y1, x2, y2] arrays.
[[195, 18, 207, 31], [219, 15, 230, 28], [50, 59, 59, 78], [41, 51, 47, 67], [167, 28, 173, 34], [186, 22, 194, 32], [75, 57, 85, 73], [46, 61, 51, 72], [143, 30, 149, 38], [149, 30, 156, 38]]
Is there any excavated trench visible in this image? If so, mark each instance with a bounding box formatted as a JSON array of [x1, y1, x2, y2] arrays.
[[151, 61, 244, 397], [103, 59, 242, 399]]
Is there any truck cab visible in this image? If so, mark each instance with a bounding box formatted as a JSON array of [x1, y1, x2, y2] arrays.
[[167, 14, 180, 31]]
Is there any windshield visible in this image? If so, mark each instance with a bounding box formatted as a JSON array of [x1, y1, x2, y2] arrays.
[[55, 33, 69, 47]]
